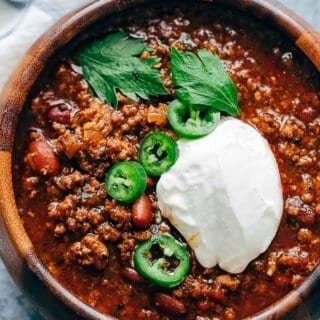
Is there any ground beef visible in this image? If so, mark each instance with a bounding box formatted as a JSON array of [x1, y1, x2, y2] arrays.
[[96, 222, 121, 242], [280, 116, 305, 141], [117, 233, 137, 262], [65, 235, 109, 270], [182, 276, 227, 303], [277, 247, 309, 270], [104, 199, 132, 231]]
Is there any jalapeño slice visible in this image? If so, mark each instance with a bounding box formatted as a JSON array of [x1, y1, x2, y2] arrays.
[[139, 132, 178, 176], [133, 234, 190, 288], [167, 99, 220, 139], [105, 161, 147, 204]]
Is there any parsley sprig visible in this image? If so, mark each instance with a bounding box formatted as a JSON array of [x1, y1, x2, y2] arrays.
[[77, 32, 168, 108], [171, 47, 240, 116]]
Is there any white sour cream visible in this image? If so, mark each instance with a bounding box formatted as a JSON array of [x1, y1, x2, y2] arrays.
[[157, 118, 283, 273]]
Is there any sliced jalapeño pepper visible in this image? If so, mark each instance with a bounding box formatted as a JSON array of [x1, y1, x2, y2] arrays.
[[105, 161, 147, 204], [167, 100, 220, 139], [133, 234, 190, 288], [139, 132, 178, 176]]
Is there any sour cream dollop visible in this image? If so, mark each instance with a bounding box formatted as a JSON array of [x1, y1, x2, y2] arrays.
[[157, 118, 283, 273]]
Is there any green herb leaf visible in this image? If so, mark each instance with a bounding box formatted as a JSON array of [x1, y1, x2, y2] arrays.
[[77, 32, 168, 108], [171, 47, 240, 116]]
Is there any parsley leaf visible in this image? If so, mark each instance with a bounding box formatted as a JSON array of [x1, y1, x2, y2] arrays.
[[171, 47, 240, 116], [77, 32, 168, 107]]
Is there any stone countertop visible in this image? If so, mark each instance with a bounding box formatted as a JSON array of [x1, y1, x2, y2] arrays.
[[0, 0, 320, 319]]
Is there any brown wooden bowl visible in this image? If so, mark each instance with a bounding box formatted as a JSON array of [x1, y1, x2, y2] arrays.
[[0, 0, 320, 319]]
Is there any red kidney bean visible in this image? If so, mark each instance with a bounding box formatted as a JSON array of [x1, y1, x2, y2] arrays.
[[121, 267, 145, 284], [132, 194, 153, 229], [27, 140, 60, 176], [48, 106, 71, 124], [154, 293, 186, 315], [146, 176, 156, 188]]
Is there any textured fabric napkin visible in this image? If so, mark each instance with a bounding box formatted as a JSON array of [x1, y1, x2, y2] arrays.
[[0, 0, 91, 90]]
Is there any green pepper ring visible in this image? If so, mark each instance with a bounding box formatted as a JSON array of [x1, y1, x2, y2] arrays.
[[167, 99, 220, 139], [139, 132, 179, 177], [133, 234, 190, 288], [105, 161, 147, 204]]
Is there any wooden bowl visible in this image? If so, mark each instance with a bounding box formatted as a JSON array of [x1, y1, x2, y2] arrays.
[[0, 1, 320, 319]]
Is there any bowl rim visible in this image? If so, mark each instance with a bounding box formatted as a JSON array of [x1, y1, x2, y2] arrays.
[[0, 0, 320, 319]]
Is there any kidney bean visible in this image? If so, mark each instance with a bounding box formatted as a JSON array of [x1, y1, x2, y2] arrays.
[[146, 176, 156, 188], [27, 140, 60, 176], [121, 267, 146, 284], [132, 194, 153, 229], [154, 293, 186, 315], [48, 106, 71, 124]]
